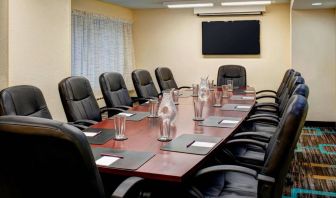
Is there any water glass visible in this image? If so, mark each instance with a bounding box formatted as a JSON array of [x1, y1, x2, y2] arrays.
[[193, 100, 205, 121], [114, 115, 127, 140], [173, 90, 179, 105], [227, 80, 233, 92], [213, 89, 223, 107], [158, 117, 172, 142], [222, 85, 229, 98], [192, 84, 198, 97], [148, 99, 159, 118]]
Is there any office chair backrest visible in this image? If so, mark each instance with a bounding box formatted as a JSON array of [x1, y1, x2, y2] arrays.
[[99, 72, 133, 108], [292, 84, 309, 98], [155, 67, 178, 92], [0, 116, 105, 198], [132, 69, 159, 99], [217, 65, 246, 87], [0, 85, 52, 119], [58, 76, 102, 122], [276, 69, 295, 97], [261, 95, 308, 197]]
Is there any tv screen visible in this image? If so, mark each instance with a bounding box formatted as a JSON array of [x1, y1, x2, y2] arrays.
[[202, 20, 260, 55]]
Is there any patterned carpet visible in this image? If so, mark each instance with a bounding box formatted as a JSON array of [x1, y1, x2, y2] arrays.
[[283, 127, 336, 198]]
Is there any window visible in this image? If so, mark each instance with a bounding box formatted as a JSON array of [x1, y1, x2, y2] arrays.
[[71, 10, 134, 93]]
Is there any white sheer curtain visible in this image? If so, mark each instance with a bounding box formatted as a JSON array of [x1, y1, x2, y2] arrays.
[[71, 10, 135, 94]]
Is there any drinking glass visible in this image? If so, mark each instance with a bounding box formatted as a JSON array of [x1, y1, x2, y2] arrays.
[[222, 85, 229, 98], [148, 99, 159, 118], [227, 80, 233, 92], [213, 89, 223, 107], [114, 115, 127, 140], [192, 84, 198, 97], [193, 100, 205, 121]]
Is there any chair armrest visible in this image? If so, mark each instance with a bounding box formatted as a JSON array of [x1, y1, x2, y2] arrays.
[[177, 86, 192, 90], [233, 132, 273, 140], [249, 114, 280, 120], [114, 105, 132, 110], [111, 177, 145, 198], [256, 94, 279, 101], [194, 165, 257, 179], [100, 107, 125, 114], [72, 119, 98, 126], [257, 174, 275, 183], [245, 117, 279, 126], [256, 90, 276, 95], [254, 102, 279, 109], [68, 123, 88, 130], [226, 139, 268, 150]]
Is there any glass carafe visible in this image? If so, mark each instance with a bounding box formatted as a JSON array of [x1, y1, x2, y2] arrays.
[[157, 89, 177, 141], [198, 77, 210, 102]]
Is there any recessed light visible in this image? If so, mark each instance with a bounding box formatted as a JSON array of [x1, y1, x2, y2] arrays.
[[221, 1, 271, 6], [312, 2, 322, 6], [163, 1, 214, 8]]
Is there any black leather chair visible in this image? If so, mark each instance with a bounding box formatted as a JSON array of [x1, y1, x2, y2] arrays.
[[190, 95, 308, 198], [217, 65, 246, 87], [0, 85, 52, 119], [99, 72, 135, 109], [132, 69, 159, 99], [155, 67, 190, 92], [0, 115, 145, 198], [59, 76, 123, 123]]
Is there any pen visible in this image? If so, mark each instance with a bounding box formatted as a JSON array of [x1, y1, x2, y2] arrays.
[[100, 153, 124, 159], [186, 140, 195, 148]]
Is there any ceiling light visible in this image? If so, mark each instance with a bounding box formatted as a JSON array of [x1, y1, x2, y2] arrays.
[[163, 2, 214, 8], [221, 1, 271, 6], [312, 2, 322, 6]]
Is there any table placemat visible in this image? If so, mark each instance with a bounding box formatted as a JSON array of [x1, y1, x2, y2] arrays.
[[230, 95, 255, 101], [84, 128, 115, 145], [92, 147, 155, 170], [234, 87, 255, 94], [160, 134, 222, 155], [199, 116, 242, 128], [110, 111, 150, 121], [221, 104, 252, 112]]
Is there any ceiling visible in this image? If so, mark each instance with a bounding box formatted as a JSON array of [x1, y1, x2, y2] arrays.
[[292, 0, 336, 10], [102, 0, 290, 9]]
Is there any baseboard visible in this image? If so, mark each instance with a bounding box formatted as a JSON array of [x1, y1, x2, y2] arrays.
[[304, 121, 336, 127]]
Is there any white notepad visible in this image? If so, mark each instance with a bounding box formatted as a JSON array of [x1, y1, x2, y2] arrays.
[[191, 141, 216, 148], [83, 131, 101, 137], [118, 112, 134, 117], [236, 105, 251, 109], [219, 120, 240, 124], [95, 156, 120, 166], [242, 96, 254, 100]]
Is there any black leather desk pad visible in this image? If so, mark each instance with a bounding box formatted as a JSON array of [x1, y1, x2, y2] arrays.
[[160, 134, 222, 155], [110, 111, 150, 121], [199, 116, 242, 128], [84, 128, 115, 145], [234, 88, 255, 95], [92, 147, 155, 170], [221, 104, 252, 112], [230, 95, 255, 101]]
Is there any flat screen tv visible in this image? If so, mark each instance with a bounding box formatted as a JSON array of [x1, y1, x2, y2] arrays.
[[202, 20, 260, 55]]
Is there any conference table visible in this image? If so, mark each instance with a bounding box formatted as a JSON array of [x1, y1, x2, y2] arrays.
[[90, 88, 255, 183]]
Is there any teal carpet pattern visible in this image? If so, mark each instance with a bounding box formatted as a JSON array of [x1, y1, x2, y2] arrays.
[[283, 127, 336, 198]]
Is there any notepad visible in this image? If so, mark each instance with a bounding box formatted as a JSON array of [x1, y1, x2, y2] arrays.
[[219, 120, 240, 124], [242, 96, 254, 100], [118, 112, 134, 117], [95, 156, 120, 166], [236, 105, 251, 109], [83, 131, 101, 137], [191, 141, 216, 148]]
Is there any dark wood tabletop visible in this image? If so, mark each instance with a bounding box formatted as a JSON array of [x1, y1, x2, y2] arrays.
[[91, 89, 255, 182]]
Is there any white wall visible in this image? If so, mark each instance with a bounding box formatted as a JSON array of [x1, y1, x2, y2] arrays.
[[8, 0, 71, 121], [0, 0, 8, 90], [133, 4, 290, 92], [292, 9, 336, 121]]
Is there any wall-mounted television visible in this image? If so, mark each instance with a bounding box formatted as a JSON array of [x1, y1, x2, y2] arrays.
[[202, 20, 260, 55]]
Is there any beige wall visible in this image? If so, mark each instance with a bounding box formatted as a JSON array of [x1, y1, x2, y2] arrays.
[[8, 0, 71, 121], [0, 0, 8, 90], [133, 4, 290, 92], [72, 0, 133, 21], [292, 9, 336, 121]]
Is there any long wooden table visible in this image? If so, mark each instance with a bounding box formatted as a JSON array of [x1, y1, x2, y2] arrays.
[[91, 89, 255, 183]]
